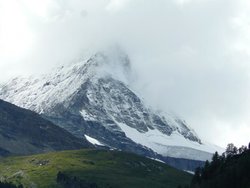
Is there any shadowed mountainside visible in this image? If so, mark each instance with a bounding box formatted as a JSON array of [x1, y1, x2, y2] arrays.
[[0, 99, 91, 156]]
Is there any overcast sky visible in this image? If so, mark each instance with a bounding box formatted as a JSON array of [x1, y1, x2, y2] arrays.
[[0, 0, 250, 148]]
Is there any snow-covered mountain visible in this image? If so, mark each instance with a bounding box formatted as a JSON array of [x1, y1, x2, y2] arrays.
[[0, 48, 222, 170]]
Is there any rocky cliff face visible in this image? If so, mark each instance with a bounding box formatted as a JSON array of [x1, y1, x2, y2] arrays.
[[0, 48, 220, 170]]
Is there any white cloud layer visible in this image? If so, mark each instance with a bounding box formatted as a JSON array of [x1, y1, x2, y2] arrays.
[[0, 0, 250, 147]]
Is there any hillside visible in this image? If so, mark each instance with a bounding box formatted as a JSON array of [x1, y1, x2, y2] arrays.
[[0, 99, 90, 157], [0, 149, 192, 188]]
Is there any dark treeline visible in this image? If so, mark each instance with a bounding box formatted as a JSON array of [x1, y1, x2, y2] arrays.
[[0, 182, 22, 188], [179, 142, 250, 188], [57, 171, 99, 188]]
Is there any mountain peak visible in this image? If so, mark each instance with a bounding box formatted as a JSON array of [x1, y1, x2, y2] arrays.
[[0, 49, 223, 168], [86, 46, 132, 83], [0, 47, 133, 113]]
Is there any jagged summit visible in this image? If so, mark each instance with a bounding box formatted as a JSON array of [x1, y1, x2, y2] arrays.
[[0, 48, 222, 169], [0, 48, 130, 113]]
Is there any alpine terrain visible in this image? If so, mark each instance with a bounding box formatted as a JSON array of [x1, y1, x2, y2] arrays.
[[0, 48, 222, 170]]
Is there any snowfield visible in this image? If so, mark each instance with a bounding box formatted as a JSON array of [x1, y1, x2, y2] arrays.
[[116, 121, 222, 161]]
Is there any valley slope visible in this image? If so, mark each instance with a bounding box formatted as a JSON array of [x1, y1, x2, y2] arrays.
[[0, 149, 192, 188]]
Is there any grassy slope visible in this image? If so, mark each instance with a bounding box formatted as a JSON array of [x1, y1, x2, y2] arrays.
[[0, 149, 192, 188]]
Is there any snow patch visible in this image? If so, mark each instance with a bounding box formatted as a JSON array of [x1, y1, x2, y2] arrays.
[[80, 109, 96, 121], [148, 158, 166, 164], [84, 135, 104, 146], [184, 170, 195, 175]]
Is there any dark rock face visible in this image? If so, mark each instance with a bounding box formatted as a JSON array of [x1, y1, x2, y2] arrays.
[[0, 99, 91, 156]]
